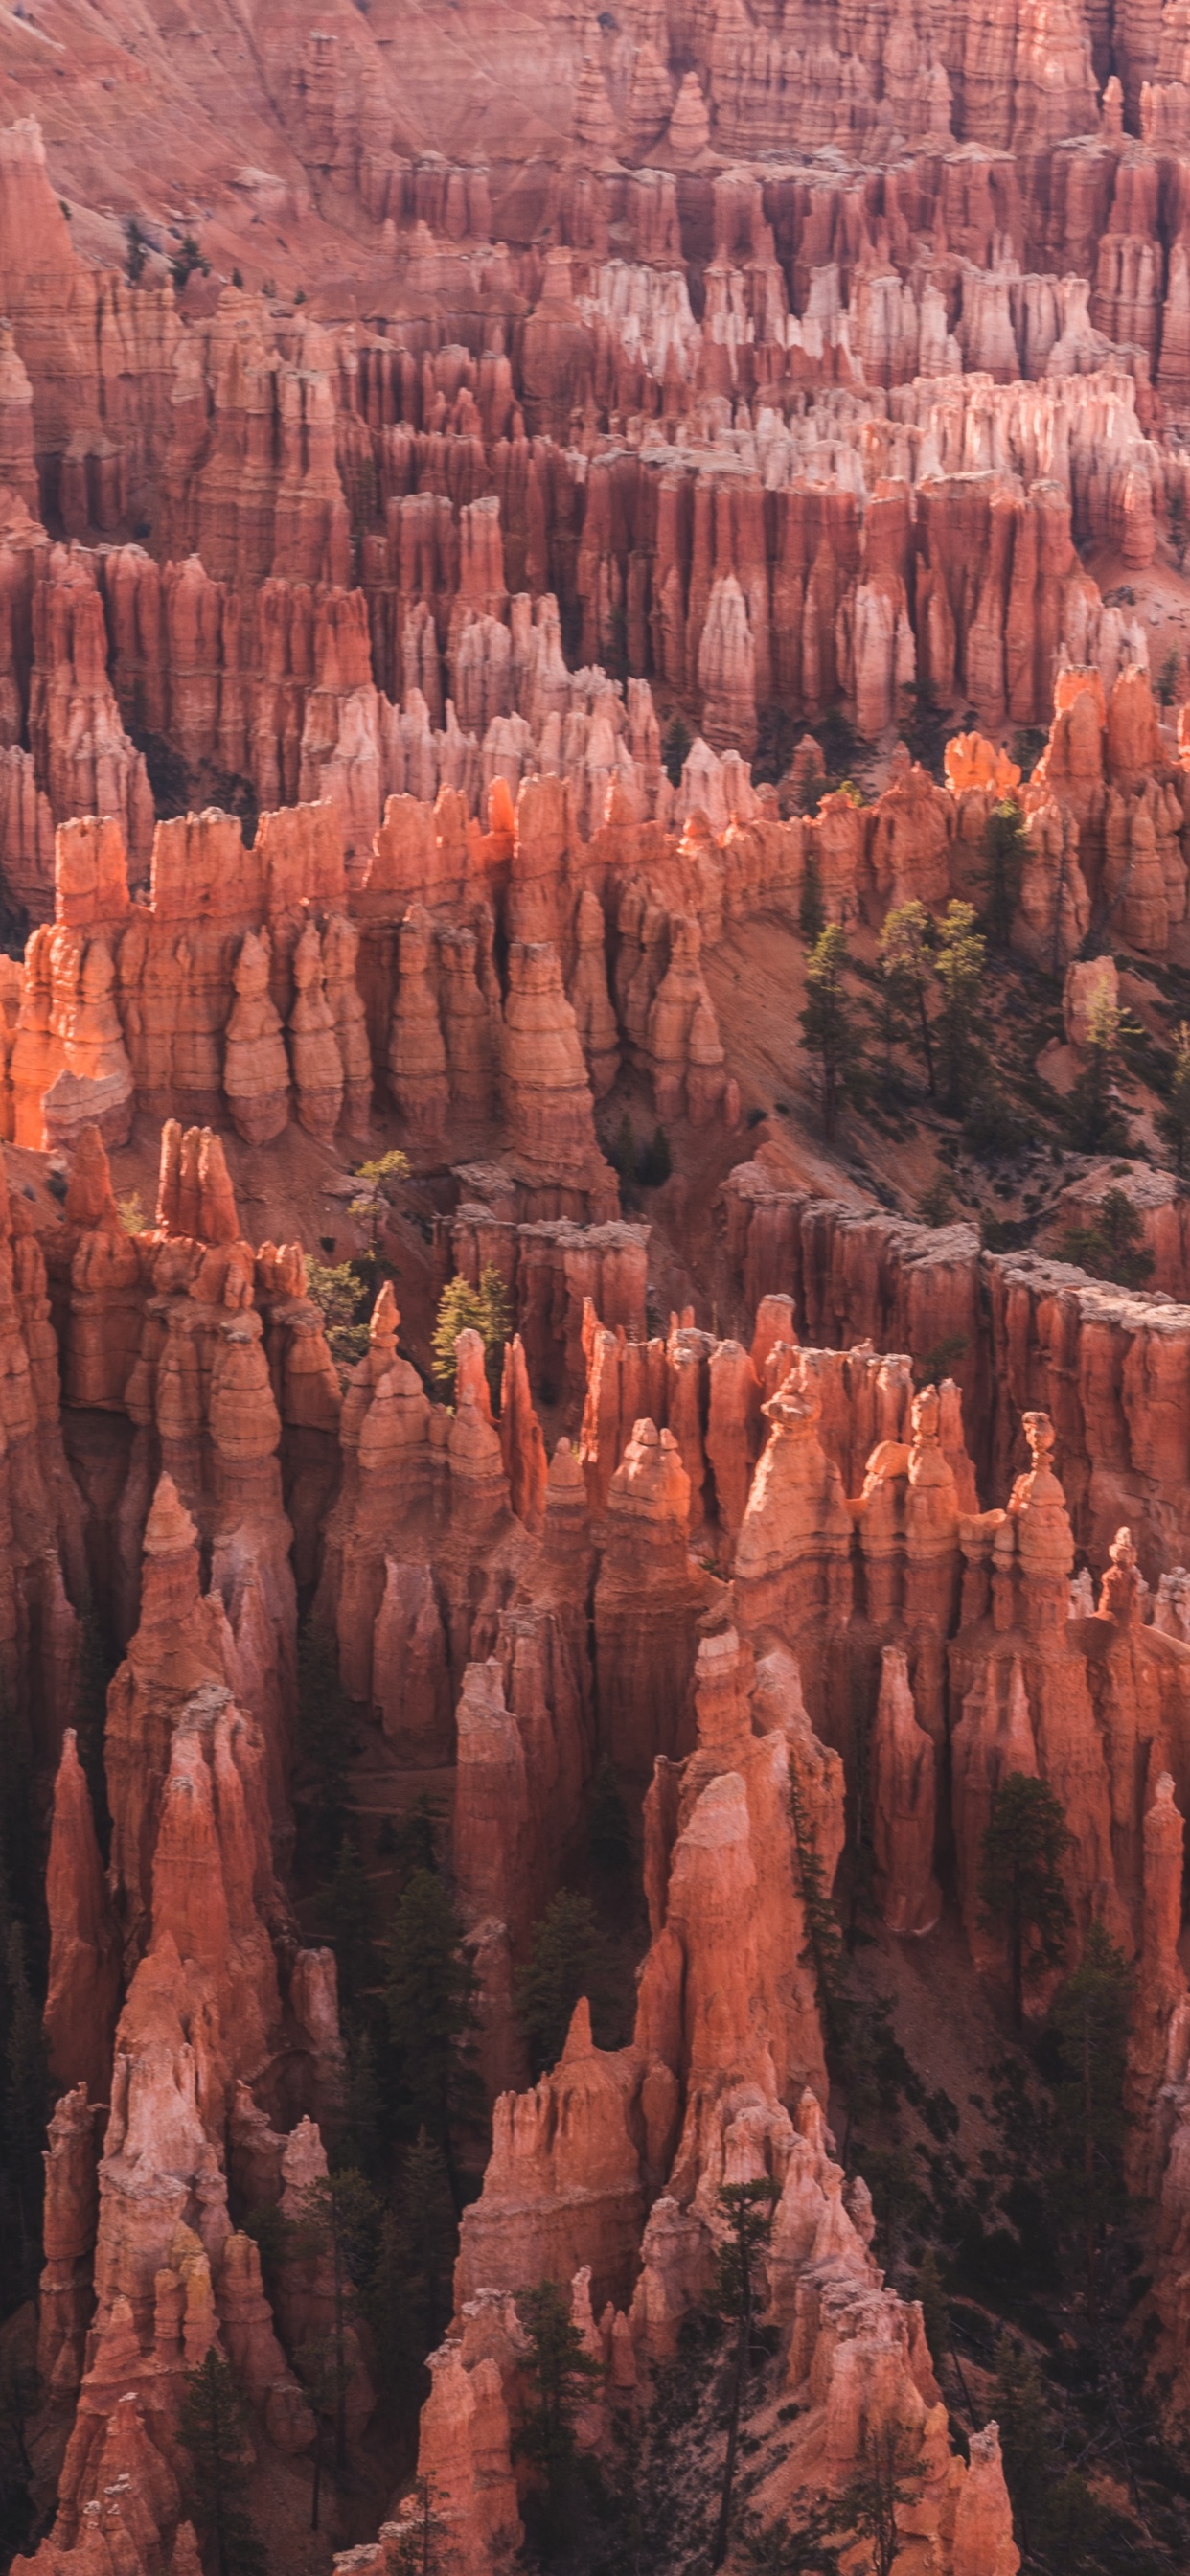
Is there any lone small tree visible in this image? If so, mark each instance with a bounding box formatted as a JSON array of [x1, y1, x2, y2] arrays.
[[1061, 1184, 1156, 1290], [515, 1890, 618, 2077], [1066, 987, 1130, 1154], [710, 2177, 780, 2570], [983, 798, 1028, 951], [933, 901, 985, 1116], [515, 2279, 604, 2560], [840, 2425, 916, 2576], [798, 851, 827, 945], [1159, 1020, 1190, 1177], [349, 1149, 409, 1260], [431, 1262, 510, 1403], [879, 900, 935, 1096], [978, 1772, 1073, 2030], [1169, 485, 1190, 573], [1048, 1919, 1131, 2324], [800, 925, 864, 1137], [993, 2334, 1051, 2560], [384, 1867, 479, 2205], [178, 2351, 265, 2576], [291, 2168, 379, 2495]]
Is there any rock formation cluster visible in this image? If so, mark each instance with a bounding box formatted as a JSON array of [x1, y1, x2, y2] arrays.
[[7, 6, 1190, 2571]]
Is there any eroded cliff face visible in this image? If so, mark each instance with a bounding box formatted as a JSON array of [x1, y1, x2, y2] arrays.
[[2, 0, 1190, 937], [11, 1091, 1190, 2574], [7, 9, 1190, 2569]]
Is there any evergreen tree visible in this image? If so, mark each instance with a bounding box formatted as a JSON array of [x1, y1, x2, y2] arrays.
[[1, 1922, 46, 2294], [74, 1606, 112, 1857], [335, 2010, 382, 2180], [178, 2351, 265, 2576], [933, 901, 985, 1116], [789, 1764, 853, 2059], [348, 1149, 409, 1260], [978, 1773, 1073, 2030], [1047, 1920, 1131, 2322], [384, 1868, 479, 2202], [914, 2247, 950, 2382], [739, 2504, 842, 2574], [306, 1258, 371, 1383], [662, 712, 693, 789], [430, 1262, 510, 1402], [586, 1760, 633, 1881], [1159, 1021, 1190, 1178], [800, 925, 864, 1137], [1061, 1185, 1156, 1290], [291, 2169, 379, 2487], [612, 1111, 637, 1188], [638, 1125, 673, 1187], [798, 852, 826, 946], [1066, 988, 1130, 1153], [389, 2478, 445, 2576], [295, 1624, 356, 1870], [1170, 486, 1190, 572], [839, 2426, 916, 2576], [993, 2334, 1051, 2560], [878, 900, 935, 1095], [983, 798, 1028, 950], [515, 2279, 604, 2560], [314, 1830, 376, 2014], [387, 1793, 442, 1885], [515, 1890, 619, 2077], [0, 2358, 40, 2565], [711, 2178, 780, 2570], [385, 2129, 458, 2371]]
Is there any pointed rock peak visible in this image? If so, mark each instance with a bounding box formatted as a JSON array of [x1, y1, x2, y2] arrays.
[[56, 1723, 83, 1785], [371, 1277, 400, 1353], [144, 1470, 199, 1562], [562, 1994, 594, 2060]]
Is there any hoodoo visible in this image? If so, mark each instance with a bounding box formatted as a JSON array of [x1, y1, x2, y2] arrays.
[[4, 7, 1190, 2571]]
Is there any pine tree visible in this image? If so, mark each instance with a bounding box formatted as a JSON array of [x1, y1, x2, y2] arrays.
[[839, 2426, 916, 2576], [587, 1761, 633, 1880], [1061, 1185, 1156, 1290], [1047, 1920, 1131, 2323], [1159, 1020, 1190, 1177], [178, 2351, 265, 2576], [879, 900, 935, 1096], [800, 925, 864, 1137], [515, 2279, 604, 2560], [978, 1773, 1073, 2029], [431, 1263, 510, 1402], [291, 2169, 379, 2488], [914, 2247, 950, 2382], [348, 1149, 409, 1259], [314, 1830, 376, 2013], [789, 1764, 853, 2059], [798, 852, 826, 946], [993, 2334, 1051, 2560], [515, 1891, 619, 2077], [365, 2139, 456, 2396], [983, 799, 1028, 951], [306, 1258, 371, 1383], [384, 1868, 479, 2202], [1, 1922, 46, 2294], [1067, 988, 1130, 1153], [933, 901, 985, 1116], [389, 2478, 445, 2576], [662, 712, 693, 789], [711, 2179, 780, 2570], [295, 1624, 356, 1871]]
